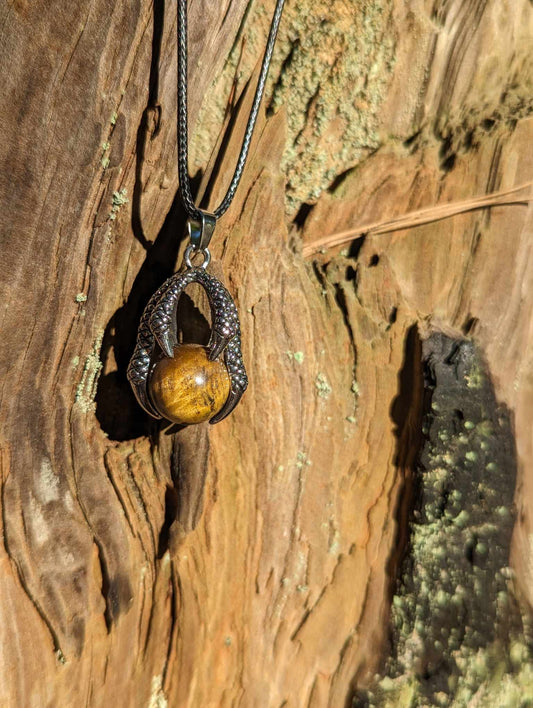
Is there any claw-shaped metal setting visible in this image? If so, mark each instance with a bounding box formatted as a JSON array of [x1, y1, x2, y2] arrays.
[[127, 264, 248, 424]]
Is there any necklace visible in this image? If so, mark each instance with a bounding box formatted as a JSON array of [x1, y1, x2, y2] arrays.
[[127, 0, 285, 426]]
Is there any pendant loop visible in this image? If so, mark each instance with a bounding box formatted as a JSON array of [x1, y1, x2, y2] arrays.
[[184, 244, 211, 269], [187, 210, 217, 251]]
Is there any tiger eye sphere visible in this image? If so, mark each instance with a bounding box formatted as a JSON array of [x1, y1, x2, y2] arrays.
[[149, 344, 230, 425]]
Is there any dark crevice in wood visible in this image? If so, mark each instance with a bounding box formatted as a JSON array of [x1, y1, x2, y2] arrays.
[[332, 282, 357, 363], [481, 118, 495, 131], [93, 535, 133, 633], [438, 133, 457, 173], [348, 235, 367, 261], [345, 265, 357, 282], [341, 327, 427, 706], [293, 201, 314, 230], [131, 0, 166, 250], [461, 314, 479, 336], [403, 129, 422, 152], [162, 566, 179, 687], [102, 452, 136, 537], [157, 485, 179, 558], [486, 138, 503, 195], [441, 152, 457, 173], [387, 324, 426, 600], [94, 538, 114, 633], [326, 147, 381, 198], [149, 0, 165, 111], [327, 166, 356, 194], [348, 325, 425, 705]]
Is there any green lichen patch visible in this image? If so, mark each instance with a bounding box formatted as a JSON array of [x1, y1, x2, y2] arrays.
[[296, 451, 312, 469], [315, 372, 332, 399], [109, 188, 129, 220], [100, 140, 111, 169], [286, 350, 305, 364], [348, 379, 360, 421], [75, 332, 104, 413]]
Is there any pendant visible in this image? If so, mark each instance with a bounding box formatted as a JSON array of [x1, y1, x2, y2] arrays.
[[127, 215, 247, 425]]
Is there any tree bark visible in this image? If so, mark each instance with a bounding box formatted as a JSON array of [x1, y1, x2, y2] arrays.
[[0, 0, 531, 706]]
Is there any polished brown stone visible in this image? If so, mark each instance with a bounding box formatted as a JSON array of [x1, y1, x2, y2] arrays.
[[148, 344, 230, 425]]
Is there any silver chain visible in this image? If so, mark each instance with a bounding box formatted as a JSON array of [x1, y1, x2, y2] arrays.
[[177, 0, 285, 223]]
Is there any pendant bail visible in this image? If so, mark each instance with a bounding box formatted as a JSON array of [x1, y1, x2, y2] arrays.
[[187, 210, 217, 251]]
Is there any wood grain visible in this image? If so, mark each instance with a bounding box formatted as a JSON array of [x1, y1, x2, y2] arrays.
[[0, 0, 531, 705]]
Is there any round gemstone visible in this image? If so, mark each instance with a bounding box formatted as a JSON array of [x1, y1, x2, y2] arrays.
[[149, 344, 230, 425]]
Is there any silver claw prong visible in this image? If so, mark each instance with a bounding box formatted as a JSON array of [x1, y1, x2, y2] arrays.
[[156, 331, 175, 358], [209, 388, 242, 424], [208, 329, 229, 361], [133, 384, 162, 419]]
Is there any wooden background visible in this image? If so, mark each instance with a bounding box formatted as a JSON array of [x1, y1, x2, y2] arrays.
[[0, 0, 531, 705]]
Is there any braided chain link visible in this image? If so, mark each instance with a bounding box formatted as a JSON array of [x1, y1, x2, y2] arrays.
[[177, 0, 285, 221]]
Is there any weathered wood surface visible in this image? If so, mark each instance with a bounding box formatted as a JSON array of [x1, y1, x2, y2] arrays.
[[0, 0, 531, 706]]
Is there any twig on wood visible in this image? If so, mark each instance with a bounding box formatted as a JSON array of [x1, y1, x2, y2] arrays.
[[302, 182, 533, 257]]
